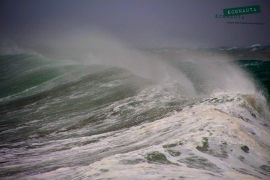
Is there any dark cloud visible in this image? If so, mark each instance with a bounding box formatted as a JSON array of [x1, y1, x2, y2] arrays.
[[0, 0, 269, 48]]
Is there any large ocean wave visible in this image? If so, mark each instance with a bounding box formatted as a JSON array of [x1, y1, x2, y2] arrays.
[[0, 50, 270, 179]]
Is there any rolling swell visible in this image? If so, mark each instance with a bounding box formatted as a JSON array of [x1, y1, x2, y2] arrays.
[[0, 66, 146, 113], [0, 54, 86, 104], [0, 60, 152, 143]]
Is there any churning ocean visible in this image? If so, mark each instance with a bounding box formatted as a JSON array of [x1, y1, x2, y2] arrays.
[[0, 45, 270, 179]]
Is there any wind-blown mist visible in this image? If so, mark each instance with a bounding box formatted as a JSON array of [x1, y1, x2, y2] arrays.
[[32, 30, 260, 95], [1, 29, 260, 97]]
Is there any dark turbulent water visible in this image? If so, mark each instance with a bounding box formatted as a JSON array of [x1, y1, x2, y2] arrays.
[[0, 53, 270, 179], [236, 60, 270, 100]]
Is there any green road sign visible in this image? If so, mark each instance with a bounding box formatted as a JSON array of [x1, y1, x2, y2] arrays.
[[223, 5, 260, 16]]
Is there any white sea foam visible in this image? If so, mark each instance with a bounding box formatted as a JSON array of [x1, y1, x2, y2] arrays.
[[23, 92, 270, 180]]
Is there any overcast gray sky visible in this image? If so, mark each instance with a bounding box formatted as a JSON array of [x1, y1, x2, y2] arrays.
[[0, 0, 269, 48]]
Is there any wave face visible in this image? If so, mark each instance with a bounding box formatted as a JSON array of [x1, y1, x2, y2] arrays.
[[0, 53, 270, 180]]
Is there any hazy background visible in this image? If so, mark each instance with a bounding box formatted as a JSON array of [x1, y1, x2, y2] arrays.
[[0, 0, 269, 53]]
